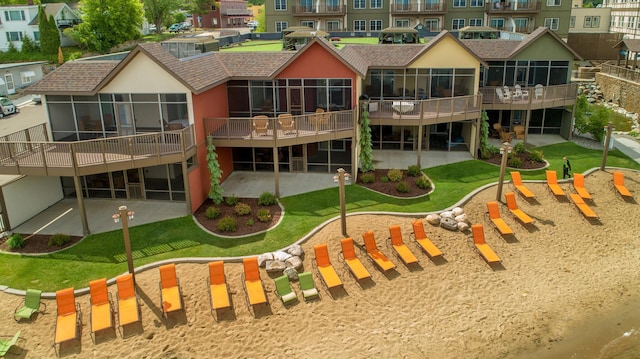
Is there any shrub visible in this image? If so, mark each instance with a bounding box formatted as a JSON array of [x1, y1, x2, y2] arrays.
[[257, 208, 271, 222], [7, 234, 24, 250], [258, 192, 277, 206], [387, 168, 403, 182], [225, 195, 238, 206], [217, 216, 237, 232], [630, 130, 639, 138], [488, 144, 500, 155], [246, 218, 254, 226], [513, 141, 526, 154], [48, 233, 71, 247], [508, 155, 523, 168], [381, 176, 389, 183], [416, 176, 431, 190], [529, 149, 544, 162], [407, 165, 421, 177], [360, 172, 375, 184], [396, 181, 410, 193], [234, 203, 251, 216], [205, 206, 221, 219]]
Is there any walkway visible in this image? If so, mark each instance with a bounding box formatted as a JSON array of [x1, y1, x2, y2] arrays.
[[612, 134, 640, 164]]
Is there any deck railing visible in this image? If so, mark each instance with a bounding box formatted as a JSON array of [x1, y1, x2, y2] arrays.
[[601, 63, 640, 83], [366, 95, 482, 121], [479, 83, 578, 105]]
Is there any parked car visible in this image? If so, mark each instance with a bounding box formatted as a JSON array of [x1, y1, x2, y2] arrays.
[[180, 22, 192, 31], [0, 97, 18, 118], [169, 23, 183, 33], [149, 24, 163, 32], [247, 20, 258, 30]]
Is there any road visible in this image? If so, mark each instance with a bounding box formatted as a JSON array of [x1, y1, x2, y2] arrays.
[[0, 102, 46, 136]]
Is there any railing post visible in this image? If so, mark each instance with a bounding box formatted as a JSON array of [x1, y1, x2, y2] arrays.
[[128, 137, 134, 165], [156, 133, 161, 160]]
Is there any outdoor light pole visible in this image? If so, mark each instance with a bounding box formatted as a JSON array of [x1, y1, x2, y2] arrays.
[[334, 168, 350, 237], [113, 205, 136, 285], [496, 142, 512, 202], [600, 122, 614, 171]]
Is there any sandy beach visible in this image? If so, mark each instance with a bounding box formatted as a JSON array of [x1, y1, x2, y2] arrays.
[[1, 169, 639, 358]]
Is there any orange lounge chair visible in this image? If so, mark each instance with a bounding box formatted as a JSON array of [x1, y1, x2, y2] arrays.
[[89, 278, 114, 341], [116, 274, 141, 337], [573, 173, 592, 200], [510, 171, 535, 199], [207, 261, 232, 321], [486, 201, 514, 236], [54, 287, 81, 352], [471, 224, 501, 264], [505, 192, 534, 225], [411, 219, 443, 259], [242, 257, 268, 314], [340, 238, 371, 282], [613, 171, 633, 198], [546, 170, 566, 197], [313, 244, 343, 291], [569, 193, 598, 219], [388, 225, 418, 266], [159, 263, 184, 316], [362, 231, 396, 272]]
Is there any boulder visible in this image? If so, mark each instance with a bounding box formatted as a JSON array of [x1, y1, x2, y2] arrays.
[[440, 211, 454, 219], [454, 214, 468, 223], [287, 244, 304, 257], [425, 213, 440, 225], [457, 222, 470, 231], [451, 207, 464, 216], [265, 260, 287, 272], [440, 217, 458, 231], [257, 253, 273, 267], [273, 251, 292, 261], [283, 267, 299, 281], [285, 256, 303, 270]]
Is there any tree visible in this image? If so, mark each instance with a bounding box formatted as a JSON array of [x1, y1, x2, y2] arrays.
[[183, 0, 214, 21], [143, 0, 180, 34], [65, 0, 143, 53], [479, 110, 491, 159], [207, 136, 224, 204], [255, 8, 265, 32], [38, 5, 59, 55], [359, 109, 375, 172], [574, 96, 609, 143], [21, 34, 39, 54]]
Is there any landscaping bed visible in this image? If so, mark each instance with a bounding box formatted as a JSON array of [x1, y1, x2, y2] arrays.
[[481, 151, 547, 170], [0, 233, 83, 254], [357, 168, 432, 197], [194, 197, 282, 236]]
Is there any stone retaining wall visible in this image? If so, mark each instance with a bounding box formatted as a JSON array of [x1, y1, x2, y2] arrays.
[[596, 73, 640, 114]]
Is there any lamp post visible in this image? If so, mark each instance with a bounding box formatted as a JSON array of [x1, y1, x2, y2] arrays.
[[113, 205, 136, 284], [600, 122, 614, 171], [333, 168, 350, 237], [496, 141, 512, 202]]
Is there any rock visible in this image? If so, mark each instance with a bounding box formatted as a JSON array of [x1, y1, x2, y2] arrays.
[[425, 213, 440, 225], [283, 267, 299, 281], [273, 251, 292, 261], [457, 222, 470, 231], [440, 217, 458, 231], [265, 260, 286, 272], [257, 253, 273, 267], [285, 256, 302, 270], [451, 207, 464, 216], [455, 214, 468, 223], [440, 211, 454, 219], [287, 244, 304, 257]]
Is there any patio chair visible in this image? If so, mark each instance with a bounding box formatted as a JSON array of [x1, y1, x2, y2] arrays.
[[411, 219, 443, 259], [495, 87, 511, 103], [513, 125, 525, 140], [0, 331, 21, 357], [339, 237, 371, 282], [613, 171, 633, 198], [534, 84, 544, 99], [252, 115, 269, 136], [298, 271, 319, 301], [242, 257, 268, 315], [207, 261, 232, 321], [89, 278, 115, 341], [486, 201, 515, 236], [546, 170, 566, 197], [274, 275, 298, 305], [503, 86, 514, 101], [278, 113, 296, 134], [388, 225, 418, 266], [362, 231, 396, 272], [569, 193, 598, 220], [159, 263, 184, 316], [573, 173, 592, 200], [115, 274, 142, 337], [504, 192, 534, 225], [471, 224, 501, 264], [54, 287, 81, 353], [14, 288, 45, 321], [513, 84, 529, 100], [313, 244, 343, 293], [510, 171, 535, 199], [316, 110, 331, 131]]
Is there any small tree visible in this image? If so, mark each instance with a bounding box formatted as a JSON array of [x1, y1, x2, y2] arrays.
[[21, 34, 38, 54], [359, 109, 374, 172], [207, 136, 224, 204], [574, 96, 609, 143], [479, 110, 491, 159], [6, 40, 18, 54], [58, 46, 64, 64]]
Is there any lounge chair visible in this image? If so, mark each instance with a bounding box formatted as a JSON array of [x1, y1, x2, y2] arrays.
[[505, 192, 534, 225], [207, 261, 232, 321], [514, 84, 529, 100], [115, 274, 142, 337], [569, 193, 598, 219], [313, 244, 343, 292], [486, 201, 514, 236], [242, 257, 268, 314], [0, 331, 21, 357], [274, 275, 298, 305], [54, 287, 81, 352], [534, 84, 544, 99], [362, 231, 396, 272], [388, 225, 418, 266], [613, 171, 633, 198], [546, 170, 566, 197], [89, 278, 114, 341], [573, 173, 592, 200], [252, 115, 269, 136], [159, 263, 184, 316], [298, 272, 319, 301], [503, 86, 514, 101], [278, 113, 295, 134], [495, 87, 511, 103], [510, 171, 535, 199], [339, 237, 371, 282], [14, 288, 45, 321], [513, 125, 525, 140], [471, 224, 501, 264], [411, 219, 443, 259]]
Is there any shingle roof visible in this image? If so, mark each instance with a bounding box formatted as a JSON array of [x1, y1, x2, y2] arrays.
[[339, 44, 426, 68], [25, 61, 118, 94], [28, 3, 66, 26], [614, 39, 640, 52], [218, 52, 294, 78]]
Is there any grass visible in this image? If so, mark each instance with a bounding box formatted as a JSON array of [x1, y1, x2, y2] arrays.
[[0, 142, 638, 291], [220, 37, 380, 52]]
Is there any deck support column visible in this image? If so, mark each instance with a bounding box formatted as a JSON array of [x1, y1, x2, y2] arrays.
[[70, 145, 90, 235], [181, 131, 192, 214], [523, 109, 532, 146], [416, 123, 424, 167], [273, 146, 280, 198]]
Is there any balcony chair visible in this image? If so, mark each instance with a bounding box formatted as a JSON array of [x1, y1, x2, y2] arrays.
[[253, 115, 269, 136]]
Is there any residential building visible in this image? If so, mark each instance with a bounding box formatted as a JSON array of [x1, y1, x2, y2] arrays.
[[194, 0, 253, 29], [569, 4, 610, 34], [264, 0, 573, 37], [0, 2, 80, 52], [0, 60, 46, 96], [603, 0, 640, 39], [7, 28, 578, 235]]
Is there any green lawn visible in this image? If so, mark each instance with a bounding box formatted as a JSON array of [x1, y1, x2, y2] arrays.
[[0, 142, 638, 291], [220, 37, 379, 52]]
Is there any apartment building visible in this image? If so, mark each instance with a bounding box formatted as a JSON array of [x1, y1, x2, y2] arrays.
[[264, 0, 572, 37], [602, 0, 640, 39]]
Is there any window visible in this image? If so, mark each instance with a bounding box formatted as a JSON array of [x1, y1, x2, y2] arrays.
[[33, 31, 40, 42], [490, 18, 505, 29], [20, 71, 35, 84], [6, 32, 23, 42], [370, 20, 383, 31], [452, 18, 465, 29], [425, 18, 439, 31], [546, 0, 561, 5], [4, 10, 25, 21], [354, 0, 366, 8], [617, 16, 623, 27], [395, 19, 410, 27], [470, 0, 484, 6], [628, 16, 635, 28], [301, 20, 314, 28], [371, 0, 382, 8], [326, 20, 340, 31], [592, 16, 600, 27], [274, 0, 287, 10], [354, 20, 366, 31], [469, 18, 483, 26], [544, 18, 559, 30], [275, 21, 288, 32], [514, 17, 528, 31], [569, 16, 575, 28], [453, 0, 467, 7]]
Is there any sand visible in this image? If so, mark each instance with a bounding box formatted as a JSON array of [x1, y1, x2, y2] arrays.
[[1, 169, 639, 359]]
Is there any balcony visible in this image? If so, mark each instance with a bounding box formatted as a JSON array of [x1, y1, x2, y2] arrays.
[[480, 84, 578, 110], [366, 95, 482, 125], [205, 110, 355, 147], [601, 63, 640, 83], [390, 2, 447, 15], [0, 124, 196, 177], [56, 19, 79, 29], [291, 4, 346, 16], [485, 1, 541, 14]]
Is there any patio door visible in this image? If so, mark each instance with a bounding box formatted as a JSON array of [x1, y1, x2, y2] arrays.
[[115, 103, 134, 136], [4, 74, 15, 95], [290, 145, 305, 172], [288, 87, 303, 115], [126, 168, 144, 199]]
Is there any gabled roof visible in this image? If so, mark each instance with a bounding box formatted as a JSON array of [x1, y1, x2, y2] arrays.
[[218, 52, 295, 79], [28, 3, 76, 26], [613, 39, 640, 52], [25, 61, 118, 95]]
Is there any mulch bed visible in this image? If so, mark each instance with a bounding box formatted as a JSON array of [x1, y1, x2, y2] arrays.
[[0, 234, 84, 254], [482, 151, 546, 170], [357, 169, 432, 197], [194, 198, 282, 237]]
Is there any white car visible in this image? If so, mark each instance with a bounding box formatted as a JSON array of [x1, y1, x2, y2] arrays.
[[0, 97, 18, 118], [247, 20, 258, 29]]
